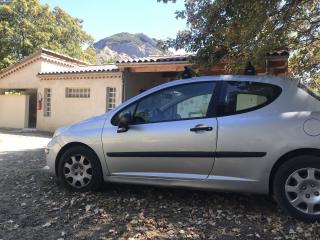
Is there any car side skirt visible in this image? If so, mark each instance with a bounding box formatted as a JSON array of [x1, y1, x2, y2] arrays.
[[106, 151, 267, 158], [104, 174, 267, 194]]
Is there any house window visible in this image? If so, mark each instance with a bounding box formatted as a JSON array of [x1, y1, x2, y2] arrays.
[[44, 88, 51, 117], [106, 87, 116, 111], [65, 88, 90, 98]]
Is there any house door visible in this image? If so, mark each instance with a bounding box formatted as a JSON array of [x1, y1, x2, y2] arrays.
[[25, 89, 37, 128]]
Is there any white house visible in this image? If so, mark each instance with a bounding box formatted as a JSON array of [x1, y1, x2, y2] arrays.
[[0, 48, 289, 132]]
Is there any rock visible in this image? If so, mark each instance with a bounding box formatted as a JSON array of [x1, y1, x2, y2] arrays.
[[94, 33, 168, 64]]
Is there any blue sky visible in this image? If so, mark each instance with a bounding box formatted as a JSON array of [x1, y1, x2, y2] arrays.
[[40, 0, 187, 42]]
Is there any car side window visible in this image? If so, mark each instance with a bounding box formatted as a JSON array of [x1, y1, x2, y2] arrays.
[[133, 82, 216, 124], [111, 103, 136, 126], [176, 94, 212, 118], [220, 81, 282, 115]]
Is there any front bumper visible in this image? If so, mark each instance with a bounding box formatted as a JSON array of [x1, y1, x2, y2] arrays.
[[45, 137, 62, 176]]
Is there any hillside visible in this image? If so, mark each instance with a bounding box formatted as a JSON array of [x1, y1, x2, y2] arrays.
[[94, 32, 167, 63]]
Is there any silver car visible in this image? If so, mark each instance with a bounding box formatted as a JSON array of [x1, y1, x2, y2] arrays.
[[46, 75, 320, 221]]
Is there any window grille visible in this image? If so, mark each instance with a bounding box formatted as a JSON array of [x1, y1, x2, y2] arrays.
[[65, 88, 90, 98], [44, 88, 51, 117], [106, 87, 116, 111]]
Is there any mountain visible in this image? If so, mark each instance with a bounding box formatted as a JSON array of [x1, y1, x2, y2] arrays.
[[93, 32, 168, 63]]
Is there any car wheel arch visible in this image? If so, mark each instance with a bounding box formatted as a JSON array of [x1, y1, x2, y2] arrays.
[[55, 142, 102, 177], [269, 148, 320, 195]]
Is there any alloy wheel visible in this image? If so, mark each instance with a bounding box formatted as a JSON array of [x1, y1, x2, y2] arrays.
[[63, 154, 93, 188], [285, 168, 320, 215]]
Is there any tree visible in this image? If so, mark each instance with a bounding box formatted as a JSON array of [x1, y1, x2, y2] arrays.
[[0, 0, 96, 69], [162, 0, 320, 88]]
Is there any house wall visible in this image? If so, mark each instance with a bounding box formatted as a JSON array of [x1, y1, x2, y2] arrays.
[[40, 60, 75, 73], [0, 57, 77, 90], [37, 74, 123, 131], [0, 55, 123, 132], [0, 60, 42, 89], [0, 95, 29, 128]]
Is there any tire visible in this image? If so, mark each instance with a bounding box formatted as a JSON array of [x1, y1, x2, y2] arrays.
[[273, 155, 320, 222], [58, 146, 103, 192]]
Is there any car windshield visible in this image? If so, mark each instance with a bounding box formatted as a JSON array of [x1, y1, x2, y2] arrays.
[[298, 81, 320, 101]]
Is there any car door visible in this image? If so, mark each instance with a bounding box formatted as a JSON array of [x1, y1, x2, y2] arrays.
[[212, 80, 283, 182], [102, 81, 219, 180]]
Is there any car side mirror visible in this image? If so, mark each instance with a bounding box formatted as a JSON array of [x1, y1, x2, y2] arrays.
[[117, 113, 132, 133]]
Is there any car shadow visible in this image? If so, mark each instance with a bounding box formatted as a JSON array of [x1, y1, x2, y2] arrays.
[[99, 181, 280, 216]]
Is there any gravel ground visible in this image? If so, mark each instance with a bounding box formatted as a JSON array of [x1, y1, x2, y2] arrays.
[[0, 129, 319, 240]]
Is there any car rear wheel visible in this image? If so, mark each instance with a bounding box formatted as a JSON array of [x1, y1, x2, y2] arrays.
[[58, 146, 103, 192], [273, 155, 320, 222]]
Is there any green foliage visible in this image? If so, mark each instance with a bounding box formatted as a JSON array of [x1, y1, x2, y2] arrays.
[[0, 0, 96, 69], [163, 0, 320, 87], [106, 32, 143, 45], [308, 74, 320, 94]]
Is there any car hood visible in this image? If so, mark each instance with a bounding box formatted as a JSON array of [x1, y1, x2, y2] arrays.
[[53, 113, 110, 138], [76, 114, 108, 126]]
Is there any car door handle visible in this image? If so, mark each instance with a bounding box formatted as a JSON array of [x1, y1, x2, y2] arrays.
[[190, 125, 213, 132]]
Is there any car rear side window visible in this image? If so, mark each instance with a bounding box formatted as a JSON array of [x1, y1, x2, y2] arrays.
[[219, 81, 282, 116]]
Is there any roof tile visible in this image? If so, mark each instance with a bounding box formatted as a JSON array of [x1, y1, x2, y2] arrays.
[[116, 55, 191, 64], [39, 65, 118, 75]]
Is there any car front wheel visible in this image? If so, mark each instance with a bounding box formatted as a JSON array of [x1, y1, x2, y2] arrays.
[[273, 155, 320, 222], [58, 146, 103, 192]]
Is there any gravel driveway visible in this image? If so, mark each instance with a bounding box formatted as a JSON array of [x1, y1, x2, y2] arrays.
[[0, 129, 319, 240]]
